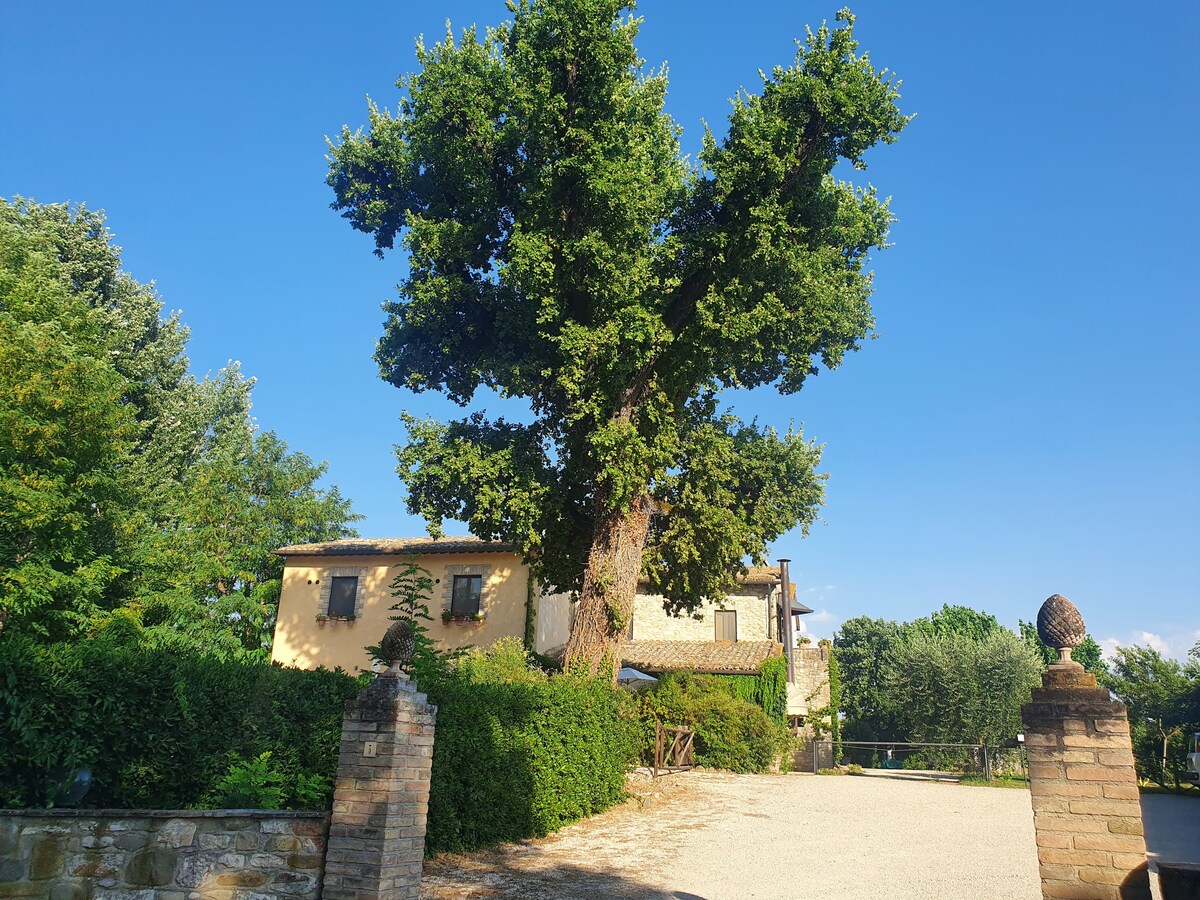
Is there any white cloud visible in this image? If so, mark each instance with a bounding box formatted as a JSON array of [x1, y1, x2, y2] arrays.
[[806, 608, 835, 624], [1136, 631, 1171, 656], [1097, 632, 1174, 661], [793, 618, 808, 635], [824, 585, 837, 591]]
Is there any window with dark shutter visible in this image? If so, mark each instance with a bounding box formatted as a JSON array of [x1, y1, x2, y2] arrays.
[[328, 576, 358, 617], [451, 575, 482, 616], [715, 609, 737, 642]]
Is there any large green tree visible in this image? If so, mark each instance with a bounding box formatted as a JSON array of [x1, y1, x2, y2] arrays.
[[0, 199, 359, 652], [328, 1, 908, 675], [1103, 645, 1199, 787]]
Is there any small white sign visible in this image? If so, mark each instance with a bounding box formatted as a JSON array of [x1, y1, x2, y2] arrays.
[[363, 740, 378, 758]]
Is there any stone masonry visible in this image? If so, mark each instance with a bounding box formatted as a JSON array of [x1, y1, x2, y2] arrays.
[[321, 670, 437, 900], [0, 809, 327, 900], [1022, 662, 1151, 899]]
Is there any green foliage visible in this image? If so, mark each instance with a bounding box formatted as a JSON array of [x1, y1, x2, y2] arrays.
[[805, 640, 842, 761], [711, 655, 789, 724], [833, 616, 905, 741], [0, 210, 135, 640], [1019, 619, 1105, 674], [0, 631, 359, 810], [205, 751, 333, 811], [887, 629, 1042, 746], [0, 197, 360, 652], [836, 608, 1044, 748], [636, 671, 792, 773], [911, 604, 1001, 641], [328, 2, 909, 626], [1102, 645, 1200, 788], [206, 752, 286, 810], [365, 556, 443, 679], [422, 639, 638, 853]]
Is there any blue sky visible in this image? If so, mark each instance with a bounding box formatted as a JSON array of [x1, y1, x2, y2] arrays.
[[2, 1, 1196, 656]]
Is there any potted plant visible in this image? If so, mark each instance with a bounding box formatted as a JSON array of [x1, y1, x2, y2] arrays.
[[441, 609, 454, 624]]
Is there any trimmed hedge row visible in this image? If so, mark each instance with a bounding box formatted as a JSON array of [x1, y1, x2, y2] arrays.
[[0, 635, 360, 809], [0, 635, 639, 855], [423, 644, 638, 853]]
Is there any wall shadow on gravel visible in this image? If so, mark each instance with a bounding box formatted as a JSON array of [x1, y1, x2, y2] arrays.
[[424, 861, 710, 900]]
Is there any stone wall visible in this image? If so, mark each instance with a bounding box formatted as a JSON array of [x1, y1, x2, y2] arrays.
[[631, 591, 771, 642], [787, 646, 831, 717], [0, 809, 327, 900]]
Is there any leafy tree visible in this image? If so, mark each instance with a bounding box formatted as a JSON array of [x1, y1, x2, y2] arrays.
[[833, 615, 906, 741], [888, 628, 1042, 746], [0, 199, 360, 651], [328, 1, 909, 675], [1018, 619, 1104, 674], [1103, 645, 1199, 788], [913, 604, 1000, 641], [0, 211, 135, 639]]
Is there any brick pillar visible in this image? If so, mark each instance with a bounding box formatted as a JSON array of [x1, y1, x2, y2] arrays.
[[321, 669, 437, 900], [1022, 661, 1150, 899]]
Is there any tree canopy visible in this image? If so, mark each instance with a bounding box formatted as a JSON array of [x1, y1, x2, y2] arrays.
[[328, 0, 908, 673], [0, 199, 359, 654]]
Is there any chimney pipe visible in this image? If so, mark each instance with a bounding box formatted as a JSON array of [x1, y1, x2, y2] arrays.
[[778, 558, 794, 683]]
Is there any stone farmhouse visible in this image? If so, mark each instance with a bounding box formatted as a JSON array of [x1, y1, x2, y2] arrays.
[[269, 536, 830, 722]]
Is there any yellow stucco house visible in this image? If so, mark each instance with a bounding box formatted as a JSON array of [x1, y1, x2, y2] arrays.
[[269, 535, 827, 720]]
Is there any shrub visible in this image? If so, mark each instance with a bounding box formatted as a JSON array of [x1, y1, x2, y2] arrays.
[[0, 633, 359, 809], [637, 671, 793, 773], [422, 638, 638, 853]]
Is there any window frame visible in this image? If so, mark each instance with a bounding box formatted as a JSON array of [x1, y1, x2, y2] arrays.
[[714, 609, 737, 642], [450, 574, 482, 617], [327, 575, 358, 618]]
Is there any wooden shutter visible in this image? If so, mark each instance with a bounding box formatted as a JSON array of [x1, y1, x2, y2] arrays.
[[715, 610, 737, 642], [328, 576, 358, 617]]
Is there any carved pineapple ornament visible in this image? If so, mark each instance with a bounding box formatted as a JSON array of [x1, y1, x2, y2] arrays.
[[1036, 594, 1086, 664], [380, 619, 417, 669]]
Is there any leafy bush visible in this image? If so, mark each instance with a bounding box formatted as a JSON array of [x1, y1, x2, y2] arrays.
[[0, 633, 359, 809], [636, 671, 793, 773], [422, 638, 638, 853]]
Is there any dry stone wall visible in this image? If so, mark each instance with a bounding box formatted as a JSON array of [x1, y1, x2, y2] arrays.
[[0, 809, 327, 900]]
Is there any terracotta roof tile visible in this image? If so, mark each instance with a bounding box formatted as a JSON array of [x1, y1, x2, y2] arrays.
[[273, 536, 515, 557], [620, 640, 783, 675]]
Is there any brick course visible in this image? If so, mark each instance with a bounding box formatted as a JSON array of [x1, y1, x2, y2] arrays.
[[321, 670, 437, 900], [1022, 662, 1151, 900]]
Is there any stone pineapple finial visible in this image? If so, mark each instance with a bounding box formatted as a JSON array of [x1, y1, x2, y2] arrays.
[[380, 619, 417, 672], [1036, 594, 1086, 665]]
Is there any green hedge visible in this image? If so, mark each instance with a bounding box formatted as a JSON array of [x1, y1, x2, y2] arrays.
[[0, 635, 360, 809], [422, 640, 638, 853]]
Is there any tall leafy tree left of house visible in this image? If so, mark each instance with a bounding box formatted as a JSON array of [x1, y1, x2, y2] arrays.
[[0, 199, 359, 653], [328, 1, 909, 677]]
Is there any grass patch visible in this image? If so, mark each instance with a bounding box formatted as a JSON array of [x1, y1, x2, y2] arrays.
[[959, 775, 1030, 789]]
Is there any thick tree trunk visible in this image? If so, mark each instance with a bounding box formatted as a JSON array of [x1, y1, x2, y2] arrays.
[[563, 493, 652, 681]]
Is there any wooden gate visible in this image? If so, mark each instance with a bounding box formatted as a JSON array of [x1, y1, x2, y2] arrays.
[[653, 723, 695, 778]]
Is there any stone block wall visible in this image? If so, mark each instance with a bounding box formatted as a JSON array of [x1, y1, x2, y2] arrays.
[[0, 809, 327, 900], [787, 646, 830, 717], [631, 591, 771, 642]]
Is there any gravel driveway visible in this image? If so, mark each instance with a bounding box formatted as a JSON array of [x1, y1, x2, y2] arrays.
[[421, 771, 1042, 899]]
